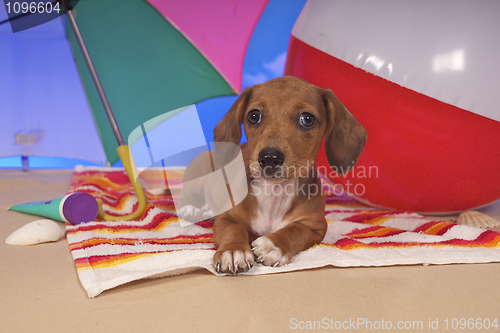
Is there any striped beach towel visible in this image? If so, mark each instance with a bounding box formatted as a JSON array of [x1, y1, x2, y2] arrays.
[[66, 166, 500, 298]]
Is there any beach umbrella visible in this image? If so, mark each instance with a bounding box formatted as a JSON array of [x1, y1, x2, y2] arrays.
[[66, 0, 268, 166], [1, 0, 268, 164], [1, 0, 268, 219]]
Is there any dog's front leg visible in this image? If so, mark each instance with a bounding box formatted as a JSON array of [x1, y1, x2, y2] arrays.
[[213, 215, 255, 274], [252, 218, 327, 267]]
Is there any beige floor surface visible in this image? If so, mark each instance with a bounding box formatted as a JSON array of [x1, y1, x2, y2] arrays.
[[1, 169, 500, 333]]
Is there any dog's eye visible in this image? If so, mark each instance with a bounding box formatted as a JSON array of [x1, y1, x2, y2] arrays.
[[247, 109, 262, 125], [299, 112, 315, 128]]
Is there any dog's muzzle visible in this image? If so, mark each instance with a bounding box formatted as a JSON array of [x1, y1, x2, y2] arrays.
[[258, 148, 284, 177]]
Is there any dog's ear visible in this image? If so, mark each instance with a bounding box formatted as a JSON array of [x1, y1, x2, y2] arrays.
[[214, 87, 253, 144], [321, 88, 367, 175]]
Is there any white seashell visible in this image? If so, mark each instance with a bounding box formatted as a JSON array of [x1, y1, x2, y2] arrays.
[[5, 219, 65, 246], [456, 211, 500, 229]]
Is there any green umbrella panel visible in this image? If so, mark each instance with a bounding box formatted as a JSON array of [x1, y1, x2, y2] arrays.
[[66, 0, 235, 165]]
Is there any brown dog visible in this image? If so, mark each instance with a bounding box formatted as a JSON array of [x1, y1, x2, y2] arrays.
[[178, 76, 366, 274]]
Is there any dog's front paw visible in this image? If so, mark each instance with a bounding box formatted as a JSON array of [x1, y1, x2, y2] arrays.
[[213, 249, 254, 275], [251, 236, 290, 267]]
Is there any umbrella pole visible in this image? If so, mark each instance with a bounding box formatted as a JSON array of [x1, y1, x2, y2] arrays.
[[62, 1, 147, 221]]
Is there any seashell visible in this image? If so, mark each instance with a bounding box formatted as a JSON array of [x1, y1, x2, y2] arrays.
[[5, 219, 65, 246], [456, 211, 500, 229]]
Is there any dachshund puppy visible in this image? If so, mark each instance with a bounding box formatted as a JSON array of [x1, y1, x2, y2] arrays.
[[178, 76, 367, 274]]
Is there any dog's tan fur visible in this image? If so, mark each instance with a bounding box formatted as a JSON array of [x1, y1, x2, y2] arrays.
[[179, 76, 367, 274]]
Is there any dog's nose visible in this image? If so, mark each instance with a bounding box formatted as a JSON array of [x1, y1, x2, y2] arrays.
[[258, 148, 284, 169]]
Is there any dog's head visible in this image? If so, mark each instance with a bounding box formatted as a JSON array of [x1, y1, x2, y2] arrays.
[[214, 76, 367, 180]]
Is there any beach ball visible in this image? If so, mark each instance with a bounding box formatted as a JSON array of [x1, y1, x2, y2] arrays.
[[285, 0, 500, 213]]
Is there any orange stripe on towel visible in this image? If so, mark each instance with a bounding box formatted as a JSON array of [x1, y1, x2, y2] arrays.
[[66, 214, 180, 236], [347, 226, 404, 239], [75, 252, 162, 270], [69, 234, 214, 251]]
